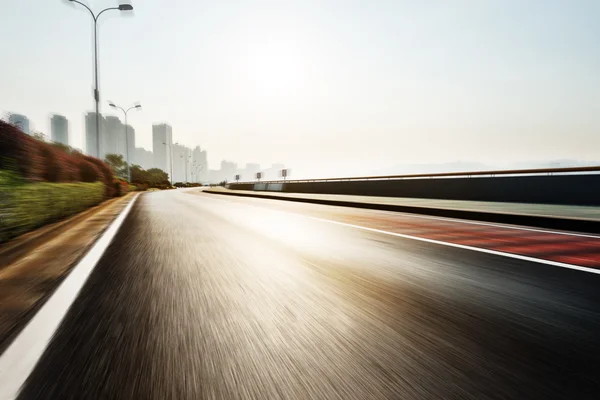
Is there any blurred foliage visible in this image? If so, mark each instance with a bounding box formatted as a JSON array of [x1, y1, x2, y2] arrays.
[[103, 155, 171, 190], [130, 164, 170, 188], [104, 153, 128, 180], [0, 119, 120, 243], [173, 182, 203, 188], [85, 155, 116, 198], [31, 131, 47, 142], [51, 141, 72, 154], [0, 119, 115, 196], [0, 178, 104, 243], [78, 158, 102, 183], [113, 178, 132, 197]]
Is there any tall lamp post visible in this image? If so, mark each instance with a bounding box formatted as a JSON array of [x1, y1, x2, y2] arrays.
[[108, 102, 141, 182], [191, 164, 203, 184], [180, 154, 192, 183], [67, 0, 134, 158], [191, 160, 197, 183]]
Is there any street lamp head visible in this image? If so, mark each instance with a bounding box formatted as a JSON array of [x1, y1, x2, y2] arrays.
[[118, 4, 134, 11], [135, 104, 142, 108], [108, 102, 116, 107]]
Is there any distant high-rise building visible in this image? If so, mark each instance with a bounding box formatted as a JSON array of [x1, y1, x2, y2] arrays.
[[264, 163, 285, 180], [8, 113, 30, 134], [50, 114, 69, 145], [152, 123, 172, 176], [199, 150, 208, 182], [126, 124, 135, 160], [191, 146, 208, 183], [103, 116, 123, 159], [243, 163, 261, 181], [85, 112, 105, 157], [133, 147, 154, 170], [220, 160, 238, 182], [172, 143, 191, 182], [107, 117, 136, 163]]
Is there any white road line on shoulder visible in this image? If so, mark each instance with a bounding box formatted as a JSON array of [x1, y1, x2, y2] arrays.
[[0, 194, 140, 400], [305, 216, 600, 275], [199, 191, 600, 239], [199, 193, 600, 275], [369, 209, 600, 239]]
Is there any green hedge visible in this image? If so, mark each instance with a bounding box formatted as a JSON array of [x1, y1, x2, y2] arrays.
[[0, 174, 105, 243]]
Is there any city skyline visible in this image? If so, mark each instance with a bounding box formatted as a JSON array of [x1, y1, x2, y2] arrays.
[[50, 114, 68, 146], [5, 108, 599, 182], [7, 113, 30, 135], [3, 109, 289, 183], [3, 1, 599, 180]]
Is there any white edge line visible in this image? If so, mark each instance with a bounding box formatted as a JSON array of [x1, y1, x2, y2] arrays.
[[305, 216, 600, 275], [371, 208, 600, 239], [200, 193, 600, 275], [0, 193, 140, 400]]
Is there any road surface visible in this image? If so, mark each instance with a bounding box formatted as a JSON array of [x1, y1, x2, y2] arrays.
[[15, 190, 600, 399]]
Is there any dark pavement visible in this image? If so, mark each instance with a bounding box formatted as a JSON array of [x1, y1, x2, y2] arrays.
[[18, 190, 600, 399]]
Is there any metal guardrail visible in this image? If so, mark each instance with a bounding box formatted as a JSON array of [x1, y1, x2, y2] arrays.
[[232, 165, 600, 185]]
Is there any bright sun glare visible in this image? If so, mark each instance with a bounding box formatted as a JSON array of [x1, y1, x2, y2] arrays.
[[243, 35, 314, 98]]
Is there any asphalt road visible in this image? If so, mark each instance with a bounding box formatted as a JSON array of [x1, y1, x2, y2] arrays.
[[17, 190, 600, 399]]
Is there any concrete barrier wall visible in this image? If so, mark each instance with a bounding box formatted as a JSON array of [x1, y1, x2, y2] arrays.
[[229, 175, 600, 206], [228, 183, 254, 190]]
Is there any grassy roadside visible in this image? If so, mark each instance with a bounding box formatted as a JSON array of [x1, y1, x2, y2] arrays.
[[0, 172, 105, 243], [0, 192, 137, 354]]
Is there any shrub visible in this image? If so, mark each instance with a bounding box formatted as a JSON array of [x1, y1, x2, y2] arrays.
[[36, 143, 82, 183], [57, 150, 81, 182], [38, 142, 61, 182], [81, 155, 115, 198], [21, 135, 46, 181], [0, 121, 26, 174], [0, 180, 105, 243], [78, 159, 101, 183], [113, 178, 129, 197], [0, 121, 45, 180], [1, 120, 116, 192], [0, 121, 26, 170]]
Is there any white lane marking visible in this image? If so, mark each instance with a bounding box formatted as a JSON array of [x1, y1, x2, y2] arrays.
[[197, 193, 600, 275], [305, 217, 600, 275], [0, 194, 139, 400], [370, 208, 600, 239], [200, 191, 600, 239]]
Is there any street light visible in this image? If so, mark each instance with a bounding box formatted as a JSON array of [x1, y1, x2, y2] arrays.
[[108, 102, 141, 182], [66, 0, 134, 158], [191, 160, 197, 183], [180, 153, 192, 183], [192, 164, 204, 184]]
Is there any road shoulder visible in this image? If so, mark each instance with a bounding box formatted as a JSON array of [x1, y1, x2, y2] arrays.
[[0, 192, 138, 355]]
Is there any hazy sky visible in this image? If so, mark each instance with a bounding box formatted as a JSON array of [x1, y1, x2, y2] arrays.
[[1, 0, 599, 177]]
